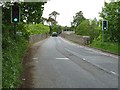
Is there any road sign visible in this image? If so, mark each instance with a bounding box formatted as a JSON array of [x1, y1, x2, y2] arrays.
[[11, 3, 20, 23], [102, 20, 108, 31]]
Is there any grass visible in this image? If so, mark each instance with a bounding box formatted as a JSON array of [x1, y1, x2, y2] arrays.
[[90, 40, 119, 55], [2, 35, 28, 88]]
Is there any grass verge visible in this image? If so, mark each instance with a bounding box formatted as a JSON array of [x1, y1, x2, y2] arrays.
[[2, 35, 29, 88], [90, 40, 119, 55]]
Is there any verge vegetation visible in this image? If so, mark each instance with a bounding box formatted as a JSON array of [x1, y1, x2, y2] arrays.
[[2, 2, 49, 88], [70, 1, 120, 54]]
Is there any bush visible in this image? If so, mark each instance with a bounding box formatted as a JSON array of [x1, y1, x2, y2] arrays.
[[2, 23, 29, 88], [26, 23, 50, 35], [2, 35, 28, 88], [76, 19, 100, 42], [91, 39, 119, 54]]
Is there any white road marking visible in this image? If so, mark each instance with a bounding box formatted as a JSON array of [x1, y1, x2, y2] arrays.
[[56, 58, 69, 60], [82, 58, 86, 60], [110, 71, 118, 75], [35, 61, 39, 62], [65, 48, 118, 76], [22, 78, 26, 81], [33, 58, 38, 60], [59, 37, 118, 59]]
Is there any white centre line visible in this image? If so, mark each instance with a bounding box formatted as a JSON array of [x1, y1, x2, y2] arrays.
[[82, 58, 86, 60], [33, 58, 38, 60], [110, 71, 118, 76], [56, 58, 69, 60], [35, 61, 39, 62]]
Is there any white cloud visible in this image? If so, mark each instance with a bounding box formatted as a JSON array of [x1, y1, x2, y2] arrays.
[[42, 0, 110, 26]]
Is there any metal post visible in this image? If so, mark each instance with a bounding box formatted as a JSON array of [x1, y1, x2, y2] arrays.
[[102, 30, 104, 43], [13, 23, 16, 34], [102, 0, 105, 43]]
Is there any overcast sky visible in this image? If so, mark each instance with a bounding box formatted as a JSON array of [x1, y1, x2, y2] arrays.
[[42, 0, 110, 26]]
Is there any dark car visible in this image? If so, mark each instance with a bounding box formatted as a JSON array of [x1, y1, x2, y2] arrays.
[[52, 32, 58, 37]]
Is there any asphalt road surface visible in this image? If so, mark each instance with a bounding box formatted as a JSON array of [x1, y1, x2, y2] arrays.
[[24, 36, 118, 88]]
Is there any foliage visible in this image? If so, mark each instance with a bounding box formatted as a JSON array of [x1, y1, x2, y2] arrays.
[[51, 24, 62, 34], [52, 24, 57, 32], [63, 26, 71, 31], [46, 11, 60, 34], [2, 1, 48, 88], [2, 2, 47, 24], [99, 1, 120, 42], [41, 17, 48, 25], [2, 21, 29, 88], [91, 39, 119, 54], [2, 35, 28, 88], [47, 17, 56, 25], [49, 11, 60, 22], [72, 11, 86, 28], [57, 25, 62, 34], [76, 19, 100, 42], [21, 2, 46, 24], [2, 2, 12, 24], [26, 23, 50, 35], [89, 1, 120, 54]]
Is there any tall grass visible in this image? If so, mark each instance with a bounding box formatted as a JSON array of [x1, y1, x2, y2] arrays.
[[90, 40, 119, 54], [2, 35, 28, 88]]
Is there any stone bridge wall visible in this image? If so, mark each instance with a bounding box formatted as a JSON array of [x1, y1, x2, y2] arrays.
[[29, 34, 49, 45], [60, 33, 90, 45]]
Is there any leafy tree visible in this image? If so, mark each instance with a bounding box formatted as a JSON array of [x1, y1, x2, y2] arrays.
[[47, 11, 60, 34], [2, 1, 48, 88], [76, 19, 100, 42], [51, 24, 62, 34], [2, 2, 12, 24], [21, 2, 46, 24], [26, 23, 50, 35], [49, 11, 60, 22], [99, 1, 120, 42], [47, 16, 56, 25], [72, 11, 86, 28], [2, 2, 47, 24], [41, 17, 48, 24]]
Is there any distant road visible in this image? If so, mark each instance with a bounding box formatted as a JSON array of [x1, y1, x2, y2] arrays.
[[24, 36, 118, 88]]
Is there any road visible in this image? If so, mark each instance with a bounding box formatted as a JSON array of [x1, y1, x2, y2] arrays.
[[23, 36, 118, 88]]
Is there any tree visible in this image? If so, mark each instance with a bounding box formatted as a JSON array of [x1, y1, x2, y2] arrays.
[[21, 2, 46, 24], [2, 1, 48, 88], [49, 11, 60, 22], [41, 17, 48, 24], [2, 2, 12, 24], [72, 11, 86, 28], [48, 11, 60, 34], [76, 19, 100, 42], [47, 16, 56, 25], [2, 2, 47, 24], [99, 1, 120, 42]]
